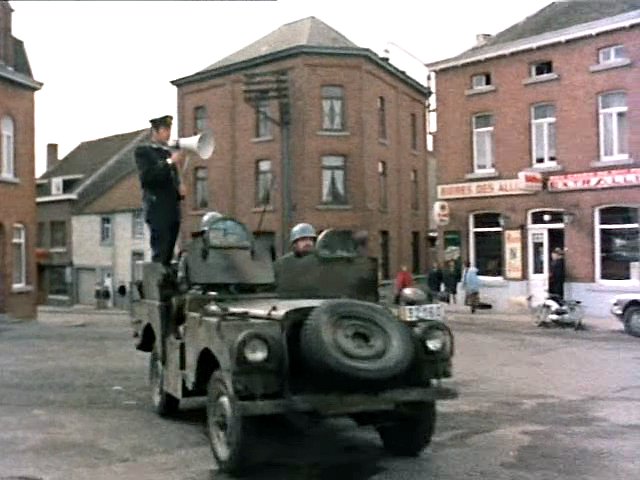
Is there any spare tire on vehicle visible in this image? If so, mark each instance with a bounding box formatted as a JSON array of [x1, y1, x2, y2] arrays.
[[300, 299, 415, 381]]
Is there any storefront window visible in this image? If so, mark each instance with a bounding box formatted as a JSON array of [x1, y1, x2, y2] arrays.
[[597, 206, 639, 281], [470, 212, 503, 277]]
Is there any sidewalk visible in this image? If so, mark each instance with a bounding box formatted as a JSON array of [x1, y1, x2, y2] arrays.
[[443, 303, 624, 333]]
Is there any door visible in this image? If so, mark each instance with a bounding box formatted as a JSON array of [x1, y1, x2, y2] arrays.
[[528, 227, 565, 305], [77, 268, 97, 305]]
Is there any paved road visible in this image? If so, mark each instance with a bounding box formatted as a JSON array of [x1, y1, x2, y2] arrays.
[[0, 308, 638, 480]]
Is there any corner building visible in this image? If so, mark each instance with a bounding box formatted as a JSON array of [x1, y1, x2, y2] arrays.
[[428, 1, 640, 316], [172, 17, 431, 280]]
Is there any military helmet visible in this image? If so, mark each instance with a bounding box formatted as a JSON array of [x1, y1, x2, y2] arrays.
[[289, 223, 317, 244], [200, 211, 223, 231]]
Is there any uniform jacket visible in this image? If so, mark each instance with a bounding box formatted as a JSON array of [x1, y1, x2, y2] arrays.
[[134, 143, 182, 227]]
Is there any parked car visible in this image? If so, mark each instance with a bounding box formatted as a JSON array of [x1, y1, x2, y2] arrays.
[[610, 293, 640, 337]]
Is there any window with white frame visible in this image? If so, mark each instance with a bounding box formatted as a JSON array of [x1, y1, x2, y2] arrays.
[[472, 113, 495, 171], [599, 91, 628, 161], [194, 167, 208, 210], [132, 210, 145, 239], [194, 106, 208, 134], [598, 45, 627, 64], [255, 159, 272, 207], [532, 104, 557, 165], [471, 73, 492, 88], [12, 224, 26, 287], [321, 155, 347, 205], [470, 212, 502, 277], [1, 116, 15, 178], [255, 96, 271, 138], [597, 206, 639, 281], [530, 61, 553, 77], [100, 216, 113, 244], [321, 85, 345, 131]]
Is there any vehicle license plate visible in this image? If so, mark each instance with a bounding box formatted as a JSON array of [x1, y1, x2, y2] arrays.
[[399, 304, 444, 322]]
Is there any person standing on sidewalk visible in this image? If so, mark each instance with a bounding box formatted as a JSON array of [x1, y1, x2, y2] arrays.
[[548, 247, 565, 300], [462, 260, 480, 313]]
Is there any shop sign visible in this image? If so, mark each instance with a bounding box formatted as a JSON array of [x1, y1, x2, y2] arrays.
[[548, 168, 640, 192], [437, 171, 542, 199]]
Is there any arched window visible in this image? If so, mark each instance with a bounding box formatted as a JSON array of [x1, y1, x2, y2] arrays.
[[1, 116, 15, 178]]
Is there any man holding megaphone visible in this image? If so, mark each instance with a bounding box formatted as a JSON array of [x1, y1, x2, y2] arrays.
[[134, 114, 185, 268]]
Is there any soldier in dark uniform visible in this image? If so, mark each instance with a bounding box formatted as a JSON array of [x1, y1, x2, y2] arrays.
[[135, 115, 185, 267], [273, 223, 317, 286]]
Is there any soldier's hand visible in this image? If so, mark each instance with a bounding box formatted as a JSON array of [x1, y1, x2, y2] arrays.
[[171, 150, 185, 166]]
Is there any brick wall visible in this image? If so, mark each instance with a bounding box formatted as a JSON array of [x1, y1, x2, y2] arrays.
[[176, 54, 430, 277], [0, 78, 37, 318]]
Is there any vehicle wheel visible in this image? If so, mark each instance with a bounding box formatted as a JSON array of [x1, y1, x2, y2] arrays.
[[623, 306, 640, 338], [535, 305, 551, 326], [149, 347, 179, 416], [206, 372, 252, 474], [377, 401, 436, 456], [300, 299, 415, 381]]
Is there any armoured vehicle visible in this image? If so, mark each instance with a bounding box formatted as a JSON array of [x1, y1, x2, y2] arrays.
[[131, 214, 457, 473]]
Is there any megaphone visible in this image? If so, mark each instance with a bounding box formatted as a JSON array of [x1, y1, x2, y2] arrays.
[[168, 130, 215, 159]]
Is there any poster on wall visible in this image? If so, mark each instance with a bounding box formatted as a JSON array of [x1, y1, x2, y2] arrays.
[[505, 229, 523, 279]]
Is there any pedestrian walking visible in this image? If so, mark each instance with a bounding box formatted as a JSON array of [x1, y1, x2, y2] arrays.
[[426, 262, 443, 302], [442, 260, 460, 304], [462, 260, 480, 313]]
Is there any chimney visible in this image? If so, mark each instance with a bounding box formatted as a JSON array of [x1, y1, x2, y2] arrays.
[[46, 143, 58, 171], [475, 33, 492, 47], [0, 1, 13, 66]]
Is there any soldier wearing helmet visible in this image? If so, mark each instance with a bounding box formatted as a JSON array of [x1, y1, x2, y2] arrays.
[[273, 223, 317, 286], [289, 222, 317, 257]]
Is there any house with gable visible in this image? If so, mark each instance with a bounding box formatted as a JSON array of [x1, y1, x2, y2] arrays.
[[171, 16, 432, 280], [0, 0, 42, 319], [36, 129, 151, 307], [427, 0, 639, 316]]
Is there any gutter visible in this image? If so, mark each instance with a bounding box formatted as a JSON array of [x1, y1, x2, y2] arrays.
[[172, 46, 428, 96], [0, 64, 42, 90], [428, 10, 640, 72]]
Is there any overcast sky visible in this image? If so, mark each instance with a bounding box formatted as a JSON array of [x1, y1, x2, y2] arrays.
[[10, 0, 552, 176]]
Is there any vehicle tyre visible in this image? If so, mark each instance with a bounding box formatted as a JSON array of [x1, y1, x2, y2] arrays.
[[300, 299, 415, 381], [149, 346, 180, 416], [623, 306, 640, 338], [206, 372, 253, 474], [377, 401, 436, 456]]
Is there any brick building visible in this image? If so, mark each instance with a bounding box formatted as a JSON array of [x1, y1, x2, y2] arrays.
[[0, 0, 42, 319], [428, 1, 640, 316], [171, 17, 431, 280], [36, 130, 151, 307]]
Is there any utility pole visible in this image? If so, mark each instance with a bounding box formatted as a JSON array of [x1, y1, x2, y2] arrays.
[[243, 70, 292, 255]]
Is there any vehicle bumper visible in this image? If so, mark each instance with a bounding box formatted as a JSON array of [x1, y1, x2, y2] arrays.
[[237, 385, 458, 416]]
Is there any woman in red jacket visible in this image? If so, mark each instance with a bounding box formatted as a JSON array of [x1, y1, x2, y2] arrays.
[[394, 265, 414, 304]]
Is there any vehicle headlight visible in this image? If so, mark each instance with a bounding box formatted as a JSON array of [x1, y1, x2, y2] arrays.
[[243, 337, 270, 363], [424, 329, 446, 352]]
